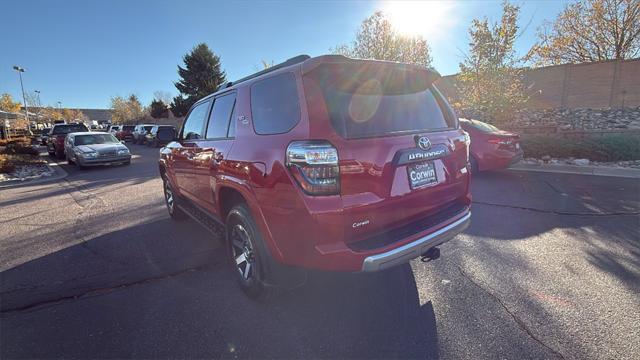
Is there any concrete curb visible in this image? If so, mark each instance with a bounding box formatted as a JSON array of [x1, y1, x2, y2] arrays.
[[508, 163, 640, 179], [0, 158, 68, 189]]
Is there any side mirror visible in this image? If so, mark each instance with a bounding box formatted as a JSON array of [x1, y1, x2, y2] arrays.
[[160, 141, 182, 155], [120, 140, 125, 144]]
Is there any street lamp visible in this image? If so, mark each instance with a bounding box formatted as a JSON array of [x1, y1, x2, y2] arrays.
[[12, 66, 29, 122], [34, 90, 42, 123], [57, 101, 62, 110]]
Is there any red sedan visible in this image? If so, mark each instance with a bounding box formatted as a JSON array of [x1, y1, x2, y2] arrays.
[[459, 118, 523, 173]]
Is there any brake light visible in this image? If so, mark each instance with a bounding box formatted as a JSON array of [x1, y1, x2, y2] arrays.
[[286, 141, 340, 195]]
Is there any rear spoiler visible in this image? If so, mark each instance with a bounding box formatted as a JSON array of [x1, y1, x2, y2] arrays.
[[301, 55, 441, 80], [301, 55, 441, 94]]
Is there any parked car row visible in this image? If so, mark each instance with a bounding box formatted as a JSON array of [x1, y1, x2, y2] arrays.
[[46, 123, 131, 169], [112, 124, 177, 147]]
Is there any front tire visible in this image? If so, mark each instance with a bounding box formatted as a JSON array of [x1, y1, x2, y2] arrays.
[[164, 180, 186, 220], [226, 204, 272, 299]]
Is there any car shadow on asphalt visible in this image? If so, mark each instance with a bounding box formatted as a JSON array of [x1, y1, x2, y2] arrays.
[[467, 171, 640, 291], [1, 216, 440, 359]]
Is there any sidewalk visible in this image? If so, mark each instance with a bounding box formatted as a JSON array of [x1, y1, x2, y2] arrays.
[[509, 162, 640, 179]]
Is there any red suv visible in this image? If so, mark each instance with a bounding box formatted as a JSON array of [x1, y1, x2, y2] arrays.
[[116, 125, 135, 142], [159, 55, 472, 297]]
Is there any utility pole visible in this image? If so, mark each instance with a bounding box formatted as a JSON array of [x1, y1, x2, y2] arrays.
[[12, 66, 29, 122]]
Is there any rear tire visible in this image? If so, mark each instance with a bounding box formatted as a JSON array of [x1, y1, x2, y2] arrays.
[[226, 204, 273, 299]]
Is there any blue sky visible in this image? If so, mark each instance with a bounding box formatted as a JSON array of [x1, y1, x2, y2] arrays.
[[0, 0, 568, 109]]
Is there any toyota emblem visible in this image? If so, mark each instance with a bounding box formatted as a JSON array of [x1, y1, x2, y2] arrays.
[[416, 136, 431, 150]]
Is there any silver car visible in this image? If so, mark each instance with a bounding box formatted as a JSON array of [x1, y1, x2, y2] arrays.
[[64, 132, 131, 168]]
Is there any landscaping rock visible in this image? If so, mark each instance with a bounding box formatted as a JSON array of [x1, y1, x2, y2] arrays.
[[456, 106, 640, 131], [0, 164, 54, 183], [572, 159, 590, 166]]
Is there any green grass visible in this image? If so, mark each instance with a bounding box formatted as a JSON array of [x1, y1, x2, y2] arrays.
[[521, 135, 640, 162]]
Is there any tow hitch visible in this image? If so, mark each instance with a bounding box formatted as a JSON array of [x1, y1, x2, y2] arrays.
[[420, 247, 441, 262]]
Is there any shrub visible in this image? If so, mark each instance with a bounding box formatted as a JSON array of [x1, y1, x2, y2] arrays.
[[521, 135, 640, 162], [0, 142, 40, 156], [0, 137, 30, 146], [0, 155, 16, 174]]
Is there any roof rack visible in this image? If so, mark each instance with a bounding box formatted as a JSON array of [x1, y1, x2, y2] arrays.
[[225, 54, 310, 89]]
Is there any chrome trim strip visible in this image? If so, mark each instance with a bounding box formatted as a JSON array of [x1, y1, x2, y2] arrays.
[[361, 211, 471, 272]]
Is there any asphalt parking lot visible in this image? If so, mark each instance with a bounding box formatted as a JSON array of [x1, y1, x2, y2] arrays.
[[1, 144, 638, 359]]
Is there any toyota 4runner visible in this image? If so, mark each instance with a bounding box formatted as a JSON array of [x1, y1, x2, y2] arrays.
[[159, 55, 472, 297]]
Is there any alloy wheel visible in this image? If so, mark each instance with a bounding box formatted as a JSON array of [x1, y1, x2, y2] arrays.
[[230, 224, 255, 280], [164, 182, 174, 213]]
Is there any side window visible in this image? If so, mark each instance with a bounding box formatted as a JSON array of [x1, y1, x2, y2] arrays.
[[181, 101, 210, 140], [206, 93, 236, 139], [250, 72, 300, 135]]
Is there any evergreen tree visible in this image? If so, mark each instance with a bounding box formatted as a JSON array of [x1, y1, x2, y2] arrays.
[[171, 43, 226, 116], [150, 99, 169, 118]]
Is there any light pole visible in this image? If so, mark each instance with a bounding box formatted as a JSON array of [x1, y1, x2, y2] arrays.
[[34, 90, 41, 107], [34, 90, 42, 123], [57, 101, 62, 110], [12, 66, 29, 122]]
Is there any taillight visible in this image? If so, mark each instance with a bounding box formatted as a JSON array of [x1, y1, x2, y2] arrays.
[[286, 141, 340, 196], [462, 131, 471, 160], [488, 137, 517, 151], [487, 138, 512, 145]]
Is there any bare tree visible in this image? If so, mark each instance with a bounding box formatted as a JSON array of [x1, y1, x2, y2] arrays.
[[528, 0, 640, 65], [25, 92, 43, 120], [153, 91, 173, 105], [333, 11, 433, 66]]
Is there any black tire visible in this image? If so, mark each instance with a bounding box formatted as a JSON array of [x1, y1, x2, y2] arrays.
[[163, 180, 186, 221], [66, 153, 74, 165], [124, 160, 131, 165], [470, 156, 479, 174], [226, 204, 273, 299]]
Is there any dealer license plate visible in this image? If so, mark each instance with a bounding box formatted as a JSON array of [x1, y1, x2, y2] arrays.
[[407, 161, 438, 189]]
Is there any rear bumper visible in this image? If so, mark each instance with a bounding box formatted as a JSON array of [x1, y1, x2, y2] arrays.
[[480, 149, 523, 171], [361, 211, 470, 272]]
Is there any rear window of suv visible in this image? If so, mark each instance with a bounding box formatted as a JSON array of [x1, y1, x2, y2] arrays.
[[304, 64, 453, 139], [122, 125, 135, 131], [51, 124, 88, 135], [250, 72, 300, 135]]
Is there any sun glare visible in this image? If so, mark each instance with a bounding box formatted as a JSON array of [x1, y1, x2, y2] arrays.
[[382, 0, 457, 40]]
